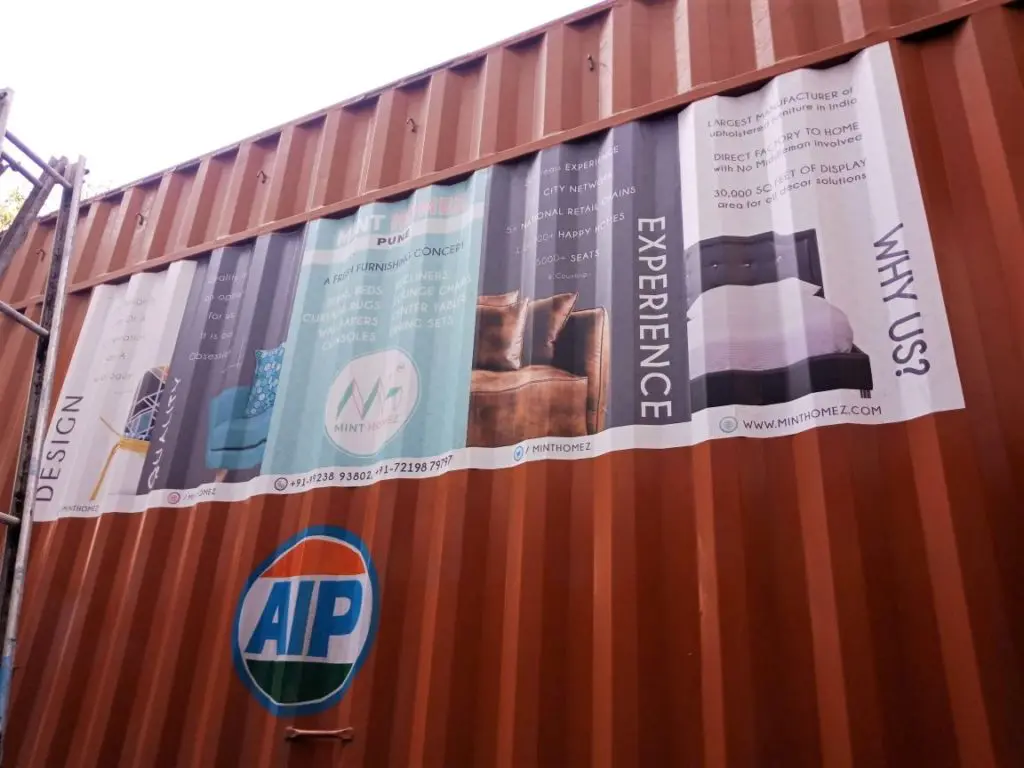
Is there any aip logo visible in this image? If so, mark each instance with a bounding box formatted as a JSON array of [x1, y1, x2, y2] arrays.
[[233, 526, 379, 716], [324, 348, 420, 457]]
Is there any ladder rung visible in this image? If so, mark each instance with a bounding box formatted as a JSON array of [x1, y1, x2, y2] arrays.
[[0, 511, 19, 527], [0, 151, 41, 188], [3, 131, 72, 189]]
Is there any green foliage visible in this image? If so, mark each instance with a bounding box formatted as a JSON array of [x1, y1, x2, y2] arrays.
[[0, 187, 26, 230]]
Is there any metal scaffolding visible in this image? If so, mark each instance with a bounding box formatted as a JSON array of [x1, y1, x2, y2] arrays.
[[0, 87, 85, 755]]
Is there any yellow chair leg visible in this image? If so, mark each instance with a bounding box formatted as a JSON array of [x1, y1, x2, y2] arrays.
[[89, 445, 119, 502]]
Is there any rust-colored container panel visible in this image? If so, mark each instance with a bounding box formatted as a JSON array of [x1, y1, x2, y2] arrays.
[[1, 2, 1023, 768], [0, 0, 1006, 309]]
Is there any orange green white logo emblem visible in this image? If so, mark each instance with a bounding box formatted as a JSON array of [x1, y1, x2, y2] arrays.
[[233, 526, 379, 716]]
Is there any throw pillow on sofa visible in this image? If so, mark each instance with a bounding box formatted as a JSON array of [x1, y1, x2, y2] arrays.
[[474, 299, 529, 371], [243, 344, 286, 418], [526, 292, 578, 365], [477, 290, 520, 308]]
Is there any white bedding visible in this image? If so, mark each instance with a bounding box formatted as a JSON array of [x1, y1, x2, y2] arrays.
[[687, 278, 854, 378]]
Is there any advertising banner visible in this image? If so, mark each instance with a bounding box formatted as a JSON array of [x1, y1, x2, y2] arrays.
[[136, 232, 304, 494], [34, 43, 964, 520], [262, 173, 490, 476], [677, 50, 962, 442], [474, 114, 689, 451], [35, 263, 195, 519]]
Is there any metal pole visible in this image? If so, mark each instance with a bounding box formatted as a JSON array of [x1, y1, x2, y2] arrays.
[[0, 301, 48, 338], [0, 90, 10, 159], [0, 158, 84, 746], [3, 133, 72, 190]]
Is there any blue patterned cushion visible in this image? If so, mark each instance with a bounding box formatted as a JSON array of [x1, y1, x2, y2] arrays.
[[243, 345, 285, 418]]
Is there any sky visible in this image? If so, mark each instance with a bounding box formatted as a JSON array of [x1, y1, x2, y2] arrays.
[[1, 0, 592, 203]]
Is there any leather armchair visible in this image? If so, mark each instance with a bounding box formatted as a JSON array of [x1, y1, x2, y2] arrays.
[[467, 300, 609, 448]]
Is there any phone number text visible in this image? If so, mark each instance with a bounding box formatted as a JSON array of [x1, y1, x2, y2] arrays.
[[284, 455, 455, 489]]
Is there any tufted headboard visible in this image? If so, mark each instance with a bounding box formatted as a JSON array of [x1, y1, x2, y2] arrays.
[[683, 230, 823, 307]]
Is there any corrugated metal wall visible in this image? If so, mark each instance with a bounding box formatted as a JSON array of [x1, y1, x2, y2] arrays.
[[0, 0, 1011, 308], [0, 1, 1022, 766]]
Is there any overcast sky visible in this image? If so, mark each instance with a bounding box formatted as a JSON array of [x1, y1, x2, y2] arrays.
[[1, 0, 591, 201]]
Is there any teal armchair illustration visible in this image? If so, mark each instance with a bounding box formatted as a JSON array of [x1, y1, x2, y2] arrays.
[[206, 345, 285, 481]]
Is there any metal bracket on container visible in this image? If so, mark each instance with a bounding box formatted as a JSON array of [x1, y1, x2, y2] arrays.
[[284, 726, 354, 743]]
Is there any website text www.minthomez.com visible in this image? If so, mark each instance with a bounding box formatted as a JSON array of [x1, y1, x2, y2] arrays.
[[741, 403, 883, 432]]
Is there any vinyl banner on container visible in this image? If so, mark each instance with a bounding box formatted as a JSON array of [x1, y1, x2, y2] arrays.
[[35, 263, 195, 521], [36, 43, 965, 519], [476, 114, 689, 448], [676, 47, 962, 442], [261, 174, 489, 476], [136, 233, 304, 495]]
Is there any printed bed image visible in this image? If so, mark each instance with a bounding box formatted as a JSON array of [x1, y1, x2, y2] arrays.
[[685, 230, 874, 412]]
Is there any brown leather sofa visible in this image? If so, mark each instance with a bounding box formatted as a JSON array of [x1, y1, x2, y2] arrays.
[[467, 290, 609, 447]]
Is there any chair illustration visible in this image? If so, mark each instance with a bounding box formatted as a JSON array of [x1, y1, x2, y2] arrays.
[[90, 366, 167, 501], [206, 344, 284, 482]]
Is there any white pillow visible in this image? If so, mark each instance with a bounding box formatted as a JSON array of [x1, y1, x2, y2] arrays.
[[688, 277, 820, 318], [687, 280, 855, 376], [780, 276, 820, 295]]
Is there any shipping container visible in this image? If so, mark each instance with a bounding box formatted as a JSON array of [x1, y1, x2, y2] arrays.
[[1, 1, 1022, 766]]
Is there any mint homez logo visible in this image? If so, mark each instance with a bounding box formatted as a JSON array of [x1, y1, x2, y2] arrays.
[[324, 348, 420, 456], [233, 526, 379, 716], [335, 375, 405, 424]]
